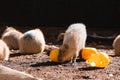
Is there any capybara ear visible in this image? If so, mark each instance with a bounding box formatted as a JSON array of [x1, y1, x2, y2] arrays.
[[5, 26, 8, 28], [5, 26, 16, 31], [57, 33, 65, 41], [64, 44, 69, 49]]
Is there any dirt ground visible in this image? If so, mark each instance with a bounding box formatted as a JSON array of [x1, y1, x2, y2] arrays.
[[0, 27, 120, 80]]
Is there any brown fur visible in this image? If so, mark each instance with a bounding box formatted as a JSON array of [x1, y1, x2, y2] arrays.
[[0, 39, 10, 61], [2, 27, 23, 50], [19, 28, 45, 54], [57, 33, 65, 41], [113, 35, 120, 56], [58, 23, 87, 64]]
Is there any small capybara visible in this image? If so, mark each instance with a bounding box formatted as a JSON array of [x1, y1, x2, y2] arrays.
[[2, 27, 23, 50], [0, 65, 42, 80], [19, 28, 45, 54], [58, 23, 87, 64], [113, 35, 120, 56], [0, 40, 10, 61]]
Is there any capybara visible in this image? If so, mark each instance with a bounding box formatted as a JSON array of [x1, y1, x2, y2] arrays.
[[0, 39, 10, 61], [58, 23, 87, 64], [113, 35, 120, 56], [0, 65, 42, 80], [19, 28, 45, 54], [2, 27, 23, 50]]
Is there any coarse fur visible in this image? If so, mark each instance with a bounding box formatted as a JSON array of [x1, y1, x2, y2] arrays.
[[0, 39, 10, 61], [1, 27, 23, 50], [58, 23, 87, 64], [113, 35, 120, 56], [0, 65, 42, 80], [19, 28, 45, 54]]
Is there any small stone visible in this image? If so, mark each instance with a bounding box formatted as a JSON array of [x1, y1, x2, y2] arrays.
[[108, 74, 114, 77]]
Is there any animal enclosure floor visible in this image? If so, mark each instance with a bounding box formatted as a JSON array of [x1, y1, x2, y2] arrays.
[[0, 43, 120, 80]]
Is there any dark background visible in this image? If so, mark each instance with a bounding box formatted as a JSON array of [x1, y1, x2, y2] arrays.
[[0, 0, 120, 27]]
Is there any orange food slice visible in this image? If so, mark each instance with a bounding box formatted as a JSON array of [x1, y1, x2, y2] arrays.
[[50, 49, 59, 62], [81, 47, 98, 60], [86, 52, 112, 68]]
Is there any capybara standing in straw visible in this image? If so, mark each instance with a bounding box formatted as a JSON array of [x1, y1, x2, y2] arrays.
[[0, 39, 10, 61], [58, 23, 87, 64], [2, 27, 23, 50], [113, 35, 120, 56], [19, 28, 45, 54]]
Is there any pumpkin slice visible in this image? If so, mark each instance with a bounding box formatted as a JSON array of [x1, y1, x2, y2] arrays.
[[82, 47, 98, 60], [86, 52, 112, 68], [50, 49, 59, 62]]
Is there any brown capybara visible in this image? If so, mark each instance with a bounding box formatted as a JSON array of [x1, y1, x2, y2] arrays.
[[2, 27, 23, 50], [0, 39, 10, 61], [113, 35, 120, 56], [19, 28, 45, 54], [58, 23, 87, 64], [0, 65, 42, 80]]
